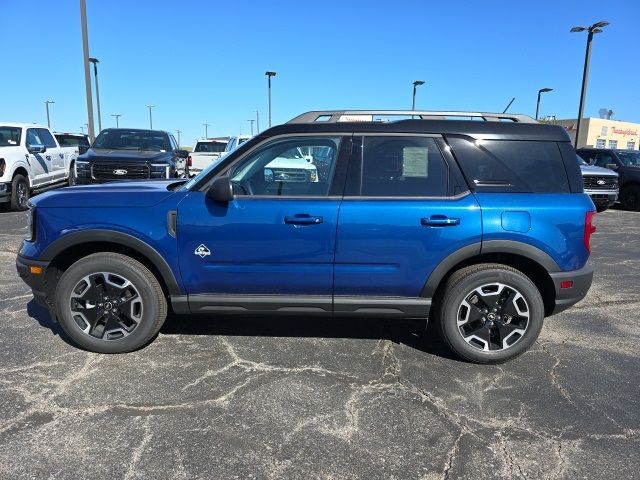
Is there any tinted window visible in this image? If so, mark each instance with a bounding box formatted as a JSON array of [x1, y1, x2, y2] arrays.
[[229, 137, 340, 196], [359, 136, 448, 197], [448, 137, 569, 193], [93, 129, 170, 151], [0, 126, 21, 147], [616, 151, 640, 166], [36, 129, 57, 148], [26, 129, 43, 147], [195, 142, 226, 153], [577, 150, 597, 164], [55, 134, 90, 147]]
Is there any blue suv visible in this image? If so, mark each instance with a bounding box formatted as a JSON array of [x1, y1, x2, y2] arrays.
[[16, 110, 595, 363]]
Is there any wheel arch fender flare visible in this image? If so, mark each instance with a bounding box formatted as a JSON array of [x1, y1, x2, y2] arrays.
[[40, 229, 182, 296], [421, 240, 560, 298]]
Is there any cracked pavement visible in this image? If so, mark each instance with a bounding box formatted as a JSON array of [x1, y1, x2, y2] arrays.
[[0, 208, 638, 479]]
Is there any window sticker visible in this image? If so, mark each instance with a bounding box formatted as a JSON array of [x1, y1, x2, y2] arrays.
[[402, 147, 429, 177]]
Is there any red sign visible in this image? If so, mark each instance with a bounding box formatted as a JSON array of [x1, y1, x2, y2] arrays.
[[611, 127, 638, 137]]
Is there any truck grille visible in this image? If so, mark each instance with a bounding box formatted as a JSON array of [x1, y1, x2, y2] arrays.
[[583, 176, 617, 190], [271, 168, 309, 183], [92, 163, 150, 180]]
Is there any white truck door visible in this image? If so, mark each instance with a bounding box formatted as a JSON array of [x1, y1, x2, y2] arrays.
[[37, 128, 66, 181], [24, 128, 50, 186]]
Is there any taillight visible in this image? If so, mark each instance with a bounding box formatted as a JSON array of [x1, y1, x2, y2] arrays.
[[584, 211, 596, 253], [187, 155, 192, 167]]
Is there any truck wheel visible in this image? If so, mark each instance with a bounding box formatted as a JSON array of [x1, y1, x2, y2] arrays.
[[10, 174, 30, 211], [620, 185, 640, 211], [436, 263, 544, 364], [55, 252, 167, 353]]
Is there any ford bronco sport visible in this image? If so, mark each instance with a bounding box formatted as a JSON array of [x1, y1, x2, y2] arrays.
[[17, 110, 595, 363]]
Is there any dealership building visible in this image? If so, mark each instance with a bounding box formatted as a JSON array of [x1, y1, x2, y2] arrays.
[[556, 117, 640, 150]]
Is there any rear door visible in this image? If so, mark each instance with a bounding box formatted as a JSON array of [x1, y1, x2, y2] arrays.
[[177, 134, 350, 312], [333, 135, 481, 315]]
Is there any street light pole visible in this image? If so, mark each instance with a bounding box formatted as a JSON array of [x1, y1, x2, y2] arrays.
[[89, 57, 102, 132], [412, 80, 425, 110], [44, 100, 55, 128], [571, 21, 609, 148], [248, 119, 255, 136], [176, 130, 181, 146], [80, 0, 95, 141], [111, 114, 121, 127], [256, 109, 260, 134], [265, 71, 276, 128], [203, 123, 210, 138], [80, 125, 85, 134], [146, 104, 155, 129], [535, 88, 553, 120]]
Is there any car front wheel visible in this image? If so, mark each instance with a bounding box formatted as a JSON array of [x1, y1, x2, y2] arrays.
[[437, 263, 544, 364], [10, 174, 30, 211], [55, 252, 167, 353]]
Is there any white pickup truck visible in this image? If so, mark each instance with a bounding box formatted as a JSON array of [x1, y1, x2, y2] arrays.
[[187, 139, 228, 175], [0, 123, 78, 210]]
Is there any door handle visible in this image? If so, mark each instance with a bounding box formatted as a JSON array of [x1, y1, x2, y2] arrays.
[[421, 215, 460, 227], [45, 155, 51, 160], [285, 214, 323, 225]]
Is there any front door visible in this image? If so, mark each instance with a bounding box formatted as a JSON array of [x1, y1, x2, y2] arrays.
[[177, 135, 349, 311], [25, 128, 51, 186], [36, 128, 66, 181], [333, 135, 482, 314]]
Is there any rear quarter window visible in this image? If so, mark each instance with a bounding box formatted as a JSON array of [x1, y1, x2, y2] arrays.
[[447, 137, 570, 193]]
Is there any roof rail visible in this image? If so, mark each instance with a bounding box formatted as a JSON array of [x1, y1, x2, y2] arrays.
[[286, 110, 537, 124]]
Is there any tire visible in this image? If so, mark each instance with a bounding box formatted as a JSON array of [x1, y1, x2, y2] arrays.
[[55, 252, 167, 353], [68, 163, 76, 186], [620, 185, 640, 211], [437, 263, 544, 364], [10, 174, 30, 211]]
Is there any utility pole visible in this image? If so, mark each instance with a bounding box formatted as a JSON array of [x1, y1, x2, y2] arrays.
[[89, 57, 102, 132], [44, 100, 55, 128], [147, 104, 154, 129], [203, 123, 210, 138], [256, 109, 260, 134], [111, 114, 121, 127], [176, 129, 182, 146], [248, 119, 255, 136], [80, 0, 95, 141]]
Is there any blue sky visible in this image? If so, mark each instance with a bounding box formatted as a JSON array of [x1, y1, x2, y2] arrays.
[[1, 0, 638, 146]]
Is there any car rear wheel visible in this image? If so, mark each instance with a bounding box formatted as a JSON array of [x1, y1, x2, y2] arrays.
[[620, 185, 640, 211], [10, 174, 29, 211], [437, 263, 544, 364], [55, 252, 167, 353]]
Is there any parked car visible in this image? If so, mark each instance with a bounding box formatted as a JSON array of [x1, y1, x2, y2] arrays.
[[187, 139, 228, 175], [576, 155, 618, 212], [74, 128, 188, 184], [577, 148, 640, 211], [54, 133, 91, 185], [224, 135, 252, 153], [17, 110, 594, 364], [0, 123, 75, 210]]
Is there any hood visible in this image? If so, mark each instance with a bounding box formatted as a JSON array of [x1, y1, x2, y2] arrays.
[[580, 164, 618, 177], [32, 180, 187, 208], [81, 148, 172, 162]]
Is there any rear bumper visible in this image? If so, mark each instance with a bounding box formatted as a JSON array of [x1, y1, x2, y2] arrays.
[[16, 254, 49, 307], [549, 264, 593, 315]]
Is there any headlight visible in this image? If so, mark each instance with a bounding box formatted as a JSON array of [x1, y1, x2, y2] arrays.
[[75, 161, 90, 174], [25, 205, 35, 242], [0, 158, 5, 177], [308, 170, 317, 182], [150, 164, 170, 178]]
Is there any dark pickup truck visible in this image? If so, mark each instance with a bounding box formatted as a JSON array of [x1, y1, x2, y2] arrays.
[[75, 128, 188, 184], [577, 148, 640, 211]]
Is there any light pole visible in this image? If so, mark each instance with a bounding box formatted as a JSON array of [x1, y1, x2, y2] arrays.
[[535, 88, 553, 120], [571, 21, 609, 148], [203, 123, 210, 138], [265, 71, 276, 127], [111, 114, 121, 127], [256, 109, 260, 134], [411, 80, 425, 110], [80, 125, 85, 134], [44, 100, 55, 128], [176, 130, 181, 146], [146, 104, 155, 129], [80, 0, 95, 141], [89, 57, 102, 132], [248, 119, 255, 136]]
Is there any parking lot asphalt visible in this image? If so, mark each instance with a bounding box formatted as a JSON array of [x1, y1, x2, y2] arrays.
[[0, 208, 638, 479]]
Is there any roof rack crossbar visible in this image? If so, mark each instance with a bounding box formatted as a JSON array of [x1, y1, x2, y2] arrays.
[[286, 110, 537, 124]]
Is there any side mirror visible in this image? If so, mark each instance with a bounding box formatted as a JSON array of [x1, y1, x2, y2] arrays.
[[206, 176, 233, 203], [606, 163, 618, 170], [78, 145, 89, 155], [28, 144, 46, 154], [176, 149, 189, 159]]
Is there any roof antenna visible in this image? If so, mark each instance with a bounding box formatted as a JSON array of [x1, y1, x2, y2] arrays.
[[502, 97, 515, 113]]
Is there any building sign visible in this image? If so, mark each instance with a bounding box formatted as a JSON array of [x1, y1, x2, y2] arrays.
[[611, 127, 638, 137], [600, 126, 608, 136]]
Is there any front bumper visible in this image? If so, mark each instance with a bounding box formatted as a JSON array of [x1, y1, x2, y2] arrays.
[[584, 189, 618, 207], [16, 254, 50, 307], [549, 264, 594, 315], [0, 182, 10, 203]]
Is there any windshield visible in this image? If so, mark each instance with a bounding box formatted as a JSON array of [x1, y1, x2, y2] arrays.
[[616, 151, 640, 166], [55, 134, 90, 147], [194, 141, 226, 153], [0, 126, 21, 147], [576, 155, 588, 165], [93, 129, 170, 151]]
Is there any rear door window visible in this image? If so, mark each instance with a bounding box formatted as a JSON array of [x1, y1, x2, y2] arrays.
[[447, 137, 570, 193]]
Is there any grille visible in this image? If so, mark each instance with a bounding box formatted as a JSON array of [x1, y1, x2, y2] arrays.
[[271, 168, 309, 183], [583, 176, 617, 190], [92, 163, 150, 180]]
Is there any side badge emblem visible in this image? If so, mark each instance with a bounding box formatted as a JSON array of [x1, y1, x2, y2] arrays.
[[194, 244, 211, 258]]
